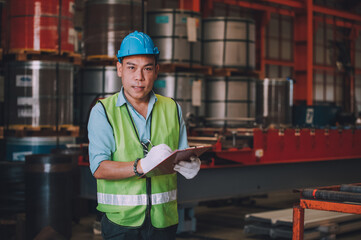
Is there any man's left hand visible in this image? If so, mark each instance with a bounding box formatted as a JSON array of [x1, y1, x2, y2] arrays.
[[173, 156, 201, 179]]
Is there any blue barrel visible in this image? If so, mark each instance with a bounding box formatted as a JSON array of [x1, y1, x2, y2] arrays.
[[5, 136, 76, 162]]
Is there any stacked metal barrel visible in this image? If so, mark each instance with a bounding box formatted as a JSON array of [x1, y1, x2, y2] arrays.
[[76, 0, 144, 128], [8, 0, 75, 53], [83, 0, 143, 58], [147, 9, 202, 65], [202, 17, 256, 69], [1, 2, 78, 238]]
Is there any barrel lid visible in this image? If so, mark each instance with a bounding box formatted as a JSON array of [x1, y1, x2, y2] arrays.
[[8, 60, 74, 70], [6, 136, 75, 145], [51, 148, 83, 155]]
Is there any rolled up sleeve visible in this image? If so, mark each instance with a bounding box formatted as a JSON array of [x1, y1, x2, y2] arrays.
[[88, 103, 116, 175]]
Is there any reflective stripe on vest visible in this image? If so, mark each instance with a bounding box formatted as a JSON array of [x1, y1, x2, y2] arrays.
[[97, 189, 177, 206]]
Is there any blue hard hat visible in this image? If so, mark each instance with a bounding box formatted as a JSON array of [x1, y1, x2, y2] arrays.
[[116, 31, 160, 62]]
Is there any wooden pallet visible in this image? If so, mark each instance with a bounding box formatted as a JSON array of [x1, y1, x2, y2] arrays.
[[5, 125, 79, 137], [159, 63, 212, 75], [0, 126, 3, 139], [212, 67, 260, 77], [5, 49, 82, 65], [85, 55, 118, 66]]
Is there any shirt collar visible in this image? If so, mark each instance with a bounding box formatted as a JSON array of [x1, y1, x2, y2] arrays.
[[116, 87, 158, 111]]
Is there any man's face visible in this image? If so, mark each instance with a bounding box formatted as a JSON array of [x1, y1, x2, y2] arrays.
[[117, 55, 159, 103]]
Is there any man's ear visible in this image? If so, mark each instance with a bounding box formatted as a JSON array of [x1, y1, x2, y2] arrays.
[[117, 61, 123, 78]]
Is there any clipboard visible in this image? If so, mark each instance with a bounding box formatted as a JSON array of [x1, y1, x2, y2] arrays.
[[141, 146, 212, 178]]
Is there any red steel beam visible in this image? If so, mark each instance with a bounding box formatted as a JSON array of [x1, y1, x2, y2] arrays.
[[292, 205, 304, 240], [213, 0, 295, 16], [313, 5, 361, 22], [260, 0, 304, 8], [300, 199, 361, 215], [179, 0, 200, 12], [216, 0, 361, 23], [314, 16, 361, 30], [306, 0, 313, 105]]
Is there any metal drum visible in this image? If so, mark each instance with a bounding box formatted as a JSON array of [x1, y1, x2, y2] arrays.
[[0, 162, 25, 215], [154, 73, 205, 119], [5, 136, 76, 161], [84, 0, 143, 57], [205, 76, 256, 127], [256, 78, 293, 128], [147, 9, 201, 64], [9, 0, 75, 52], [77, 66, 121, 126], [25, 154, 73, 239], [202, 17, 255, 69], [0, 69, 3, 126], [6, 61, 74, 127]]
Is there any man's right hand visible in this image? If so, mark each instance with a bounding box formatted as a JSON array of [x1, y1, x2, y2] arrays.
[[139, 144, 173, 173]]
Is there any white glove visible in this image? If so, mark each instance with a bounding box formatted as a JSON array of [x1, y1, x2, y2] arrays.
[[140, 144, 173, 173], [174, 156, 201, 179]]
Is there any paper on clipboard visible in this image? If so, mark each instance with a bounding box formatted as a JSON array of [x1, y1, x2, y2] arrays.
[[141, 146, 211, 178]]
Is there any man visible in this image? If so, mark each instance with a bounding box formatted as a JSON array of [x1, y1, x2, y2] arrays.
[[88, 31, 201, 239]]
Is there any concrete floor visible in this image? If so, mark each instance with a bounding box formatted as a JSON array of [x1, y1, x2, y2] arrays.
[[69, 190, 361, 240]]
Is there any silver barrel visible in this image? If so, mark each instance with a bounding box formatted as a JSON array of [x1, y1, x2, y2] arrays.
[[84, 0, 143, 57], [205, 76, 256, 127], [77, 66, 121, 126], [6, 61, 74, 126], [202, 17, 255, 69], [6, 136, 76, 161], [147, 9, 201, 64], [256, 78, 293, 128], [154, 73, 205, 118]]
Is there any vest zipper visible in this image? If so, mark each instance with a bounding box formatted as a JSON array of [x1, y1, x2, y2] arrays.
[[124, 103, 154, 227], [146, 177, 152, 228]]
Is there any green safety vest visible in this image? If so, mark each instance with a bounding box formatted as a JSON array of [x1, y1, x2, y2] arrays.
[[96, 93, 180, 228]]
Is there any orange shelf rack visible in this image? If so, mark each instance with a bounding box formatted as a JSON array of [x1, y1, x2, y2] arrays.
[[293, 183, 361, 240]]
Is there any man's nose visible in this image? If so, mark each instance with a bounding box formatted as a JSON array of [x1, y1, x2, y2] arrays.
[[135, 69, 144, 81]]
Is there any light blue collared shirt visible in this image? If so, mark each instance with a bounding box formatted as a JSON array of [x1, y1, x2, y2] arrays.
[[88, 88, 189, 175]]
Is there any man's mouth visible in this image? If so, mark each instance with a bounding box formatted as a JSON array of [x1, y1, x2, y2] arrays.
[[132, 86, 145, 91]]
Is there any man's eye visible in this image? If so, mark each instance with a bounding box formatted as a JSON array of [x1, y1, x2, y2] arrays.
[[145, 67, 152, 71], [128, 66, 135, 70]]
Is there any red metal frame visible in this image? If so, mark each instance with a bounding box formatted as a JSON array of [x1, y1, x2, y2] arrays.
[[259, 0, 303, 9], [313, 5, 361, 23], [293, 184, 361, 240], [197, 128, 361, 169], [179, 0, 200, 12], [205, 0, 361, 106], [212, 0, 295, 16]]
